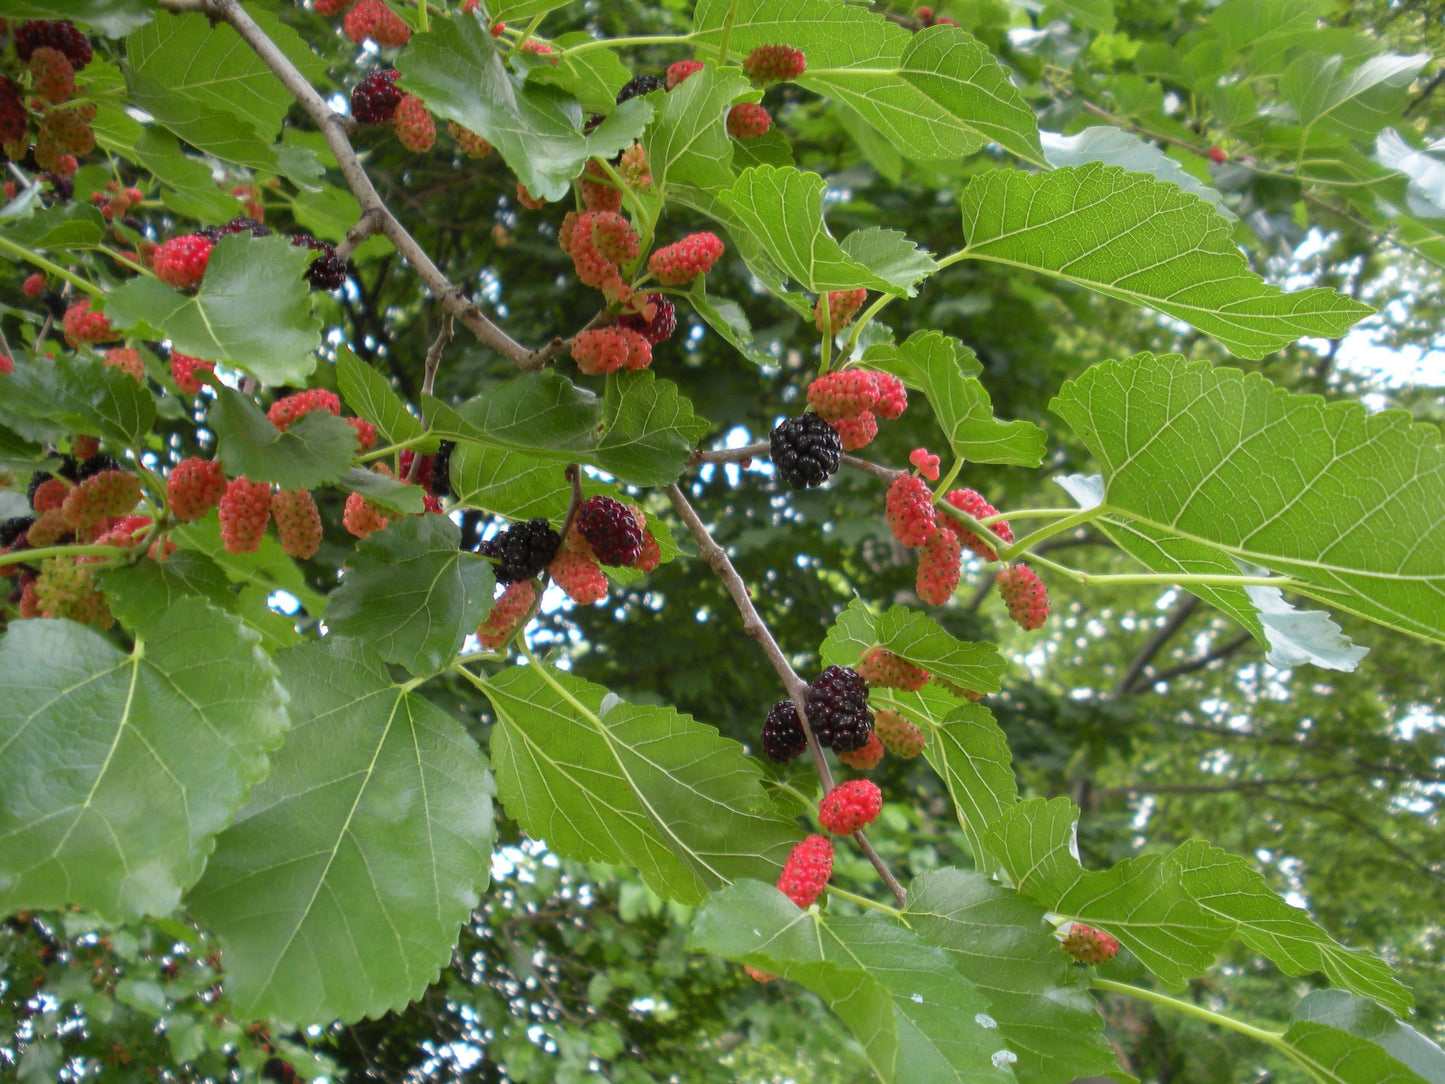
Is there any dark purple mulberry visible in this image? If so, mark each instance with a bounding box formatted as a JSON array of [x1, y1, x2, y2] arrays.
[[15, 21, 92, 70], [805, 665, 873, 753], [615, 74, 664, 104], [761, 699, 807, 764], [351, 69, 404, 124], [770, 413, 842, 489], [481, 518, 561, 584], [575, 495, 644, 567]]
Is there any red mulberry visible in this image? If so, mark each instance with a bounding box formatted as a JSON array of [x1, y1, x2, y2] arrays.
[[271, 488, 322, 560], [477, 579, 536, 649], [167, 458, 227, 522], [1061, 924, 1119, 964], [548, 550, 607, 604], [648, 231, 723, 285], [813, 288, 866, 332], [886, 474, 937, 548], [818, 779, 881, 835], [997, 564, 1049, 630], [855, 647, 929, 691], [941, 488, 1013, 560], [776, 835, 833, 909], [915, 529, 962, 606], [727, 103, 772, 139], [219, 477, 272, 554], [874, 711, 925, 759], [152, 234, 213, 290]]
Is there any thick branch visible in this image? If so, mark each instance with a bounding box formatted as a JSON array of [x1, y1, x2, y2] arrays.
[[158, 0, 533, 369]]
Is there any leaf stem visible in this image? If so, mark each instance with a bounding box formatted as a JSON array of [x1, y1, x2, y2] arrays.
[[557, 33, 694, 59], [983, 507, 1083, 523], [826, 884, 903, 919], [843, 293, 897, 357], [930, 456, 964, 500], [999, 507, 1101, 561], [0, 543, 135, 569], [714, 0, 741, 66], [1091, 979, 1285, 1046], [0, 235, 102, 298], [1027, 550, 1294, 590]]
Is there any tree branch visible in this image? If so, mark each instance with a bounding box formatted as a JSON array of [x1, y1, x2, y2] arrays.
[[157, 0, 534, 369], [1113, 596, 1198, 697], [1145, 631, 1254, 685], [665, 483, 907, 906]]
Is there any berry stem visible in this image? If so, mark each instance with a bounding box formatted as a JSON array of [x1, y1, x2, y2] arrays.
[[816, 297, 834, 377], [555, 34, 690, 59], [980, 507, 1081, 523], [930, 456, 964, 500], [95, 244, 153, 278], [509, 12, 546, 55], [842, 292, 897, 359], [714, 0, 742, 66], [357, 435, 437, 463], [0, 236, 102, 298], [0, 543, 137, 570], [935, 494, 1016, 557], [826, 884, 905, 920], [1026, 551, 1298, 591], [1090, 979, 1304, 1065], [689, 443, 902, 484]]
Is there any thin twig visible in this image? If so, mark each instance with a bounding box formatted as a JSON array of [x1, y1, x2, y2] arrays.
[[558, 464, 586, 545], [405, 313, 456, 482], [1113, 596, 1198, 697], [1145, 631, 1254, 685], [156, 0, 534, 368], [526, 308, 609, 369], [665, 483, 908, 907]]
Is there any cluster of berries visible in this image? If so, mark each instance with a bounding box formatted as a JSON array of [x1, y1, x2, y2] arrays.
[[2, 451, 160, 629], [312, 0, 411, 46], [761, 664, 875, 765], [350, 69, 435, 152], [143, 216, 349, 294], [913, 6, 960, 27], [805, 368, 908, 451], [89, 181, 144, 223], [0, 21, 95, 178]]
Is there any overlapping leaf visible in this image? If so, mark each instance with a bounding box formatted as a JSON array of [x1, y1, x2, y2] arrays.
[[208, 387, 359, 490], [692, 0, 1043, 165], [187, 638, 495, 1023], [336, 347, 432, 450], [1288, 991, 1445, 1082], [481, 664, 797, 905], [1284, 53, 1430, 146], [1040, 126, 1232, 217], [326, 516, 495, 676], [105, 235, 322, 385], [822, 599, 1006, 694], [1050, 353, 1445, 643], [1174, 841, 1411, 1014], [643, 64, 750, 193], [590, 371, 709, 485], [691, 881, 1019, 1083], [718, 166, 933, 295], [398, 18, 651, 202], [956, 163, 1372, 358], [0, 352, 154, 446], [984, 798, 1233, 986], [905, 870, 1126, 1084], [0, 600, 287, 922]]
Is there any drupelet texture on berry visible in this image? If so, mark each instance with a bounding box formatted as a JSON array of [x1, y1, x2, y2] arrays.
[[617, 293, 676, 345], [770, 413, 842, 489], [0, 77, 25, 144], [571, 325, 651, 375], [742, 44, 807, 84], [856, 647, 929, 691], [219, 477, 272, 554], [838, 732, 885, 770], [647, 231, 723, 285], [393, 94, 436, 152], [102, 347, 144, 383], [806, 370, 879, 422], [548, 550, 608, 604], [477, 579, 537, 649], [167, 458, 227, 522], [777, 835, 833, 908], [16, 21, 92, 70], [61, 470, 142, 531], [28, 47, 74, 105], [874, 710, 926, 758], [615, 74, 665, 103], [916, 528, 962, 606], [805, 665, 873, 753], [941, 487, 1013, 560], [665, 60, 704, 89], [998, 564, 1049, 630], [818, 779, 882, 835], [483, 518, 561, 584], [305, 249, 348, 290], [829, 412, 878, 451], [62, 299, 116, 346], [575, 495, 645, 566], [761, 698, 807, 763], [351, 69, 403, 124], [909, 448, 941, 481], [35, 555, 111, 629], [170, 352, 216, 395], [152, 234, 213, 290], [268, 388, 341, 431], [1060, 924, 1119, 964], [886, 474, 937, 548], [726, 103, 772, 139], [342, 491, 388, 539], [449, 122, 492, 158], [271, 488, 323, 560]]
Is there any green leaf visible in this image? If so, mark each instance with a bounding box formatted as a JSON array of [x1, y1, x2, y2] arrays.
[[1173, 841, 1411, 1015], [1049, 353, 1445, 644], [1, 0, 153, 36], [1040, 127, 1233, 218], [0, 202, 107, 250], [1284, 53, 1430, 146], [335, 347, 430, 450], [92, 106, 241, 222], [690, 881, 1014, 1083], [1289, 991, 1445, 1083], [984, 799, 1233, 986], [1045, 0, 1115, 33], [105, 234, 323, 385], [397, 17, 652, 203], [208, 388, 359, 490], [718, 166, 923, 295], [528, 32, 632, 114], [692, 2, 1043, 165], [98, 552, 242, 629], [867, 332, 1044, 467], [325, 516, 494, 676], [840, 229, 940, 296], [0, 425, 46, 471], [422, 371, 601, 458], [481, 664, 797, 905], [871, 684, 1018, 870], [186, 637, 496, 1024], [589, 371, 709, 486], [172, 515, 329, 619], [644, 64, 750, 193], [0, 600, 287, 922], [447, 444, 572, 520], [687, 277, 778, 368], [0, 352, 155, 446], [956, 163, 1373, 358], [875, 604, 1006, 693], [337, 466, 427, 516], [906, 869, 1128, 1084]]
